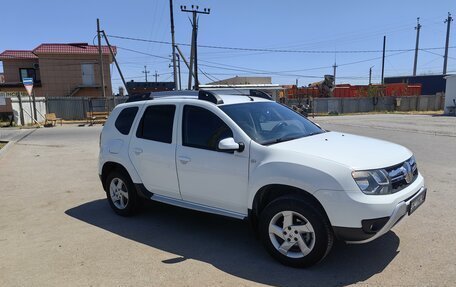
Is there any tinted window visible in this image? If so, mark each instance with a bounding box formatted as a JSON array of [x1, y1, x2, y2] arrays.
[[115, 107, 138, 135], [183, 105, 233, 151], [136, 105, 175, 143]]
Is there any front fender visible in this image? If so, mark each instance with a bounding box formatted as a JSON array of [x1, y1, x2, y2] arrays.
[[248, 161, 348, 208], [246, 143, 358, 209]]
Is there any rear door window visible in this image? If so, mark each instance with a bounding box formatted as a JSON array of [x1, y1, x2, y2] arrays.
[[136, 105, 176, 144]]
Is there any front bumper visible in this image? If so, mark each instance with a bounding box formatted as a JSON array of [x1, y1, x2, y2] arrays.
[[336, 186, 427, 244]]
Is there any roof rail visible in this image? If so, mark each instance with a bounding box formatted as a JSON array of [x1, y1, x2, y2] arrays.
[[125, 93, 153, 103], [124, 89, 270, 104], [198, 89, 224, 105], [249, 89, 273, 100]]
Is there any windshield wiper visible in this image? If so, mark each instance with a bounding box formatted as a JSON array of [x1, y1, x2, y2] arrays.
[[262, 131, 325, 145], [262, 136, 301, 145], [305, 131, 325, 137]]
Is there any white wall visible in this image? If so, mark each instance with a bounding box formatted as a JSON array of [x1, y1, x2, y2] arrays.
[[444, 75, 456, 115], [11, 96, 47, 126]]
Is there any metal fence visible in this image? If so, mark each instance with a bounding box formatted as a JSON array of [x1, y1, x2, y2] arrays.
[[43, 94, 445, 120], [286, 94, 444, 115], [46, 97, 128, 120]]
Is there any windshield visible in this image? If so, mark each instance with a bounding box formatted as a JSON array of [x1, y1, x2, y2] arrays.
[[220, 102, 324, 145]]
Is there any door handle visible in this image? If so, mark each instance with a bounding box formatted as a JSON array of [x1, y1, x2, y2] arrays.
[[178, 156, 191, 164], [133, 148, 143, 155]]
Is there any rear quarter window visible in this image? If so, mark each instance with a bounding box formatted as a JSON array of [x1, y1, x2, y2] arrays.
[[115, 107, 139, 135]]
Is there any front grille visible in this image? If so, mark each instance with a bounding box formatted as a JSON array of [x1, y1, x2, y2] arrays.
[[385, 157, 418, 193]]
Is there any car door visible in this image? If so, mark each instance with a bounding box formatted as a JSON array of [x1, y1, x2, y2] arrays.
[[176, 104, 250, 215], [129, 104, 181, 199]]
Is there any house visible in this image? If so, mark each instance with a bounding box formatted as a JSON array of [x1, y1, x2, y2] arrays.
[[0, 43, 115, 97]]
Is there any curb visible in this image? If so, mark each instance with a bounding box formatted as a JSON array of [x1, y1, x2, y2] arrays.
[[0, 129, 37, 159], [0, 141, 14, 158]]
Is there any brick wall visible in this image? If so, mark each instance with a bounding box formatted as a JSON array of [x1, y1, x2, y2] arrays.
[[37, 54, 112, 97], [2, 59, 40, 82]]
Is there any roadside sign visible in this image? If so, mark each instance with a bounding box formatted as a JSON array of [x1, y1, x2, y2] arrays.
[[23, 78, 34, 96], [0, 96, 5, 106]]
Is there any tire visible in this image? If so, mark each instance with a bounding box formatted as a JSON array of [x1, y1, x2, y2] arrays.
[[105, 169, 139, 216], [259, 196, 333, 267]]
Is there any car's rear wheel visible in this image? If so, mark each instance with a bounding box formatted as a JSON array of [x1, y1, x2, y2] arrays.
[[259, 197, 333, 267], [106, 170, 138, 216]]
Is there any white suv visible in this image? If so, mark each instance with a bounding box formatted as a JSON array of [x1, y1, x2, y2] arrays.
[[99, 89, 426, 267]]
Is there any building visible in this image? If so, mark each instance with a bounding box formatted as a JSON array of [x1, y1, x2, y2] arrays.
[[384, 74, 447, 95], [208, 76, 272, 85], [444, 75, 456, 115], [0, 43, 115, 97], [202, 76, 284, 100], [125, 81, 175, 95]]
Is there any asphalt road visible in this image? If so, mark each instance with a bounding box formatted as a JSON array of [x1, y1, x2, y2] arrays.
[[0, 114, 455, 286]]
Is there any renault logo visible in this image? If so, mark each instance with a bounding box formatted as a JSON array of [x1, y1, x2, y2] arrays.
[[402, 162, 413, 183]]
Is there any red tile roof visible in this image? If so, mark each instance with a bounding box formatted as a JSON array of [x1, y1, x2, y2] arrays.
[[0, 50, 38, 60], [0, 43, 115, 60], [33, 43, 115, 55]]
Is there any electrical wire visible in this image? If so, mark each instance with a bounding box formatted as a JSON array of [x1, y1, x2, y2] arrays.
[[107, 34, 456, 54]]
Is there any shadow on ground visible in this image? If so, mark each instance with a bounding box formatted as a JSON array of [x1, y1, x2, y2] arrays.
[[66, 199, 400, 287]]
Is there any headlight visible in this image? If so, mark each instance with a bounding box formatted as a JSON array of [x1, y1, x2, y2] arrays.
[[352, 169, 392, 195]]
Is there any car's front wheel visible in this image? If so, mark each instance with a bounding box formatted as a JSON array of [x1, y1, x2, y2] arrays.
[[259, 197, 333, 267], [105, 170, 139, 216]]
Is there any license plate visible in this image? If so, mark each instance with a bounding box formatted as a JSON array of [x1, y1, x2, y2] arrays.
[[409, 189, 426, 215]]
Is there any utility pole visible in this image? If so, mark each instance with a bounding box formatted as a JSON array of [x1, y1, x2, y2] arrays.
[[176, 53, 182, 90], [413, 17, 422, 76], [443, 12, 453, 74], [97, 18, 106, 98], [369, 68, 372, 85], [181, 5, 210, 90], [175, 44, 198, 87], [169, 0, 178, 89], [17, 92, 25, 126], [154, 71, 160, 83], [102, 31, 129, 94], [187, 27, 195, 90], [332, 63, 338, 86], [381, 35, 386, 85], [142, 66, 150, 82]]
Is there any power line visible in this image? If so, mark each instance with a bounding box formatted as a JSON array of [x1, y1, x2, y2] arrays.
[[198, 49, 412, 77], [107, 34, 456, 54], [116, 46, 171, 60]]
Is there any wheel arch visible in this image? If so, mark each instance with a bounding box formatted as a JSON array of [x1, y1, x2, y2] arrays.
[[101, 161, 132, 192], [250, 184, 331, 226]]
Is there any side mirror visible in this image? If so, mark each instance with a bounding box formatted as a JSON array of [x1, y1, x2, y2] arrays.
[[218, 137, 244, 152]]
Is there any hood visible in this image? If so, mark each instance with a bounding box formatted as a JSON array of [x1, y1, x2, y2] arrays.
[[271, 131, 412, 170]]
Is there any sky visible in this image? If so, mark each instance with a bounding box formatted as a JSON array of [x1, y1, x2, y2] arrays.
[[1, 0, 455, 92]]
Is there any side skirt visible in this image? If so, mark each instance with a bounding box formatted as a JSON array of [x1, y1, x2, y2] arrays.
[[151, 193, 247, 220]]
